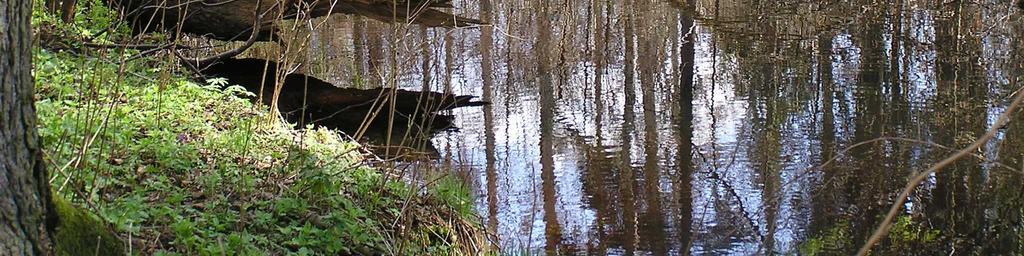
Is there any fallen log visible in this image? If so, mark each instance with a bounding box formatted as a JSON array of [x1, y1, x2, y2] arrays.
[[111, 0, 482, 41], [200, 58, 486, 150]]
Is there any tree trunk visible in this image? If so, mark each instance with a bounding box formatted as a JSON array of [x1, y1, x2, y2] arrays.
[[59, 0, 76, 23], [1, 0, 58, 255], [114, 0, 482, 42], [43, 0, 75, 22]]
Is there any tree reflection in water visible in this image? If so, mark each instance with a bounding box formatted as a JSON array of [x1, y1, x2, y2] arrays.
[[291, 0, 1024, 254]]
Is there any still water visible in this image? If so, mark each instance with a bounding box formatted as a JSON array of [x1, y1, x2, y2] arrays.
[[289, 0, 1024, 254]]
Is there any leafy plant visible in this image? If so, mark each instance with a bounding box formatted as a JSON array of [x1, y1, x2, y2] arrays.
[[32, 3, 485, 255]]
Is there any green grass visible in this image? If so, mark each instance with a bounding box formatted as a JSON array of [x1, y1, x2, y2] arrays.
[[32, 4, 484, 255]]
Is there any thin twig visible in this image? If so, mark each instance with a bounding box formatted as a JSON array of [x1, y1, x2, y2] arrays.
[[83, 42, 191, 50], [814, 136, 1023, 175], [857, 85, 1024, 255], [191, 0, 276, 68]]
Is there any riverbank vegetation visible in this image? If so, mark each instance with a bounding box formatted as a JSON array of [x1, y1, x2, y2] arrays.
[[32, 3, 485, 255]]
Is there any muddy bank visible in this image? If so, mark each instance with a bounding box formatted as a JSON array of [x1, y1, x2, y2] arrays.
[[200, 58, 486, 156]]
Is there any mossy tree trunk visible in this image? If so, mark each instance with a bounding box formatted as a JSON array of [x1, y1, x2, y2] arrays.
[[1, 0, 59, 255]]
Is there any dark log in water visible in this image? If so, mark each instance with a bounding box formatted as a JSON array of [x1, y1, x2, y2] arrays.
[[111, 0, 482, 41], [201, 58, 486, 155]]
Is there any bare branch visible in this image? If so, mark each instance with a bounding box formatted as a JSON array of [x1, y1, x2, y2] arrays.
[[857, 86, 1024, 256]]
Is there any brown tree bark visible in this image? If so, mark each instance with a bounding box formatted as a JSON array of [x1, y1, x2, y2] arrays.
[[1, 0, 58, 255], [44, 0, 76, 22], [115, 0, 482, 42], [59, 0, 76, 22]]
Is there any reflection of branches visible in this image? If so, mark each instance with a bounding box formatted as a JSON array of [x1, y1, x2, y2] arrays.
[[856, 86, 1024, 256], [734, 132, 1024, 253], [814, 137, 1023, 175], [701, 163, 763, 241], [757, 134, 1024, 214]]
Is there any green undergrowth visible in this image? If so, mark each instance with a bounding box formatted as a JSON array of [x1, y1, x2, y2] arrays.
[[797, 216, 942, 255], [32, 5, 484, 256]]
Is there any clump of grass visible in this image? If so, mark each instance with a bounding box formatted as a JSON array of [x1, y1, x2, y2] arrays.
[[33, 4, 485, 255]]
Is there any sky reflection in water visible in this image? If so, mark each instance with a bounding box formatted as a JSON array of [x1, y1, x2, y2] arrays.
[[295, 0, 1024, 254]]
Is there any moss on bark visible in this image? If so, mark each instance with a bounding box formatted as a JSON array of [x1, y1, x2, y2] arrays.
[[53, 195, 125, 256]]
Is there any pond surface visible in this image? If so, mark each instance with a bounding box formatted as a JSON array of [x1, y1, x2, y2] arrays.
[[290, 0, 1024, 254]]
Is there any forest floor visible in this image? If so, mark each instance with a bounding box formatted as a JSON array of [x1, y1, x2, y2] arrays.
[[32, 3, 485, 255]]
